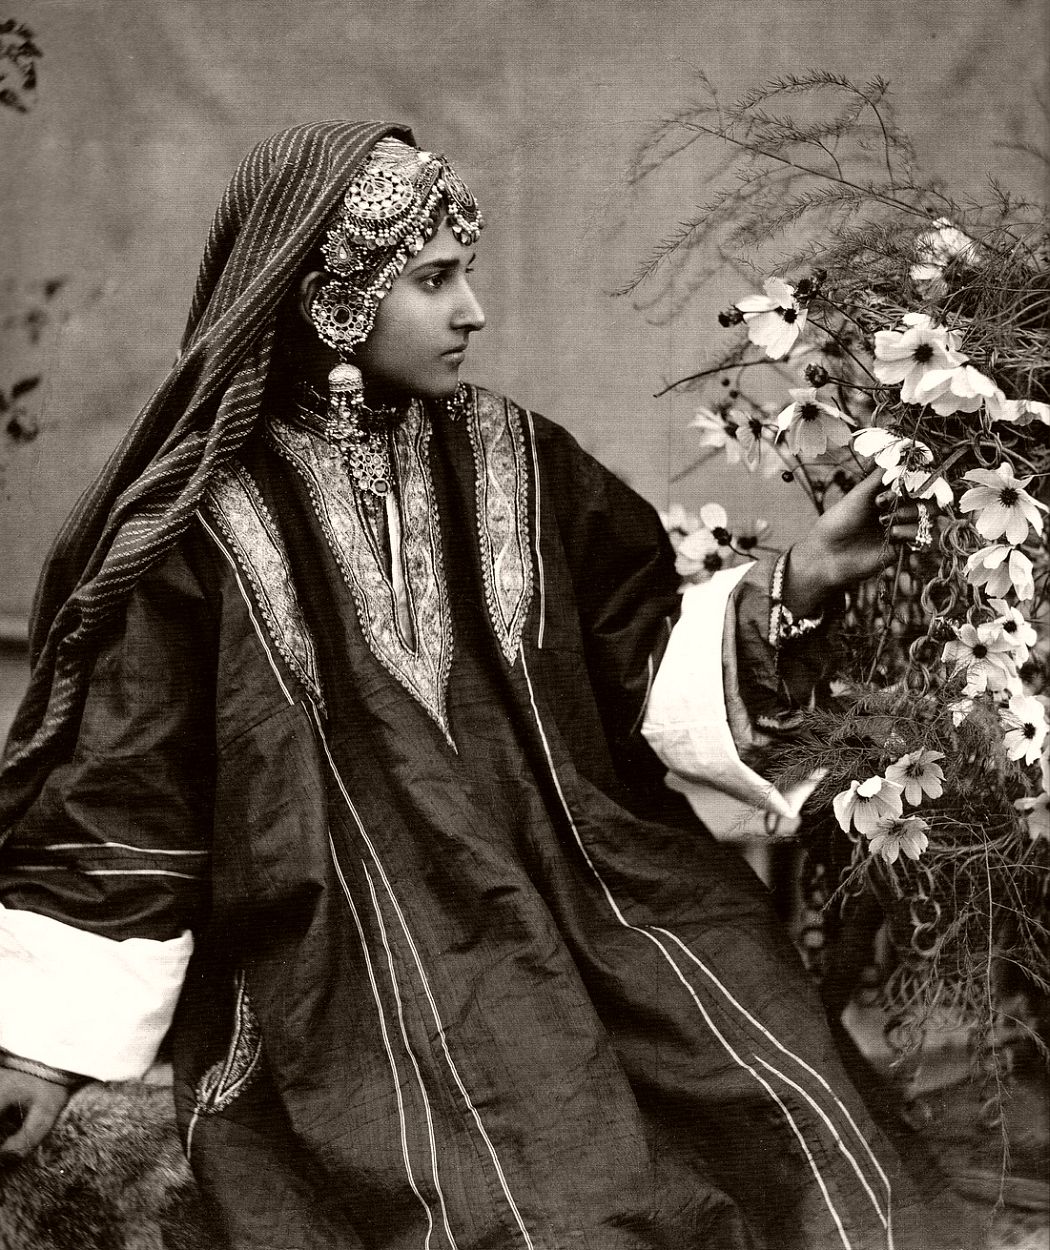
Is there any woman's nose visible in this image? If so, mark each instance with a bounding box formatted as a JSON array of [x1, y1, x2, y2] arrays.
[[456, 283, 485, 332]]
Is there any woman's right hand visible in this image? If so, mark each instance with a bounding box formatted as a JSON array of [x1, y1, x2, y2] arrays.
[[0, 1068, 72, 1163]]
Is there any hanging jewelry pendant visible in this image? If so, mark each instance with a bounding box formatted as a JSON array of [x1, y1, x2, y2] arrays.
[[345, 436, 392, 496], [323, 361, 393, 497]]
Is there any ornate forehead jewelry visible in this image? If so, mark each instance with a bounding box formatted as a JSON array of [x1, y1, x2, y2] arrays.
[[307, 138, 483, 494], [311, 137, 483, 356]]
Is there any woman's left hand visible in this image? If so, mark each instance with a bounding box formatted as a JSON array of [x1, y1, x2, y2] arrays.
[[781, 467, 934, 616]]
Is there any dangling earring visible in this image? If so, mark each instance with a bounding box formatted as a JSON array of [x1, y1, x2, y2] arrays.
[[308, 281, 392, 496]]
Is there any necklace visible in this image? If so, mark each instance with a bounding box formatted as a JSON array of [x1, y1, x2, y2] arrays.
[[293, 379, 406, 497]]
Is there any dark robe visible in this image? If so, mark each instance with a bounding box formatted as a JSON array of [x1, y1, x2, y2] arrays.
[[1, 384, 929, 1250]]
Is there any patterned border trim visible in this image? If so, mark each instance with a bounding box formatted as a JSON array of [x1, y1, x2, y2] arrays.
[[466, 390, 534, 665], [203, 464, 325, 711], [268, 407, 455, 747], [193, 971, 262, 1117]]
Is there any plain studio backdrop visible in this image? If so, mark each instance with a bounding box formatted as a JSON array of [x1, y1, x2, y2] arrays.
[[0, 0, 1046, 722]]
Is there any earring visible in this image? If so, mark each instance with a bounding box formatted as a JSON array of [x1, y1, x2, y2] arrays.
[[308, 281, 392, 496]]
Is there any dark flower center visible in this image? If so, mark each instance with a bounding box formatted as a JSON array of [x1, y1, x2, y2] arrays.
[[724, 421, 739, 439], [912, 343, 934, 364], [711, 527, 732, 547], [906, 762, 925, 778], [799, 402, 820, 422], [999, 487, 1019, 507], [1003, 620, 1017, 634], [781, 308, 797, 324], [703, 553, 723, 573], [972, 643, 988, 659], [1022, 724, 1036, 739], [748, 417, 764, 437]]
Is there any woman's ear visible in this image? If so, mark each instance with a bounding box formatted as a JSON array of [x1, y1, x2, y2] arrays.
[[297, 271, 328, 327]]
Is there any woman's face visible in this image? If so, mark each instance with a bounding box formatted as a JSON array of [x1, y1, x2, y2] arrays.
[[354, 218, 486, 402]]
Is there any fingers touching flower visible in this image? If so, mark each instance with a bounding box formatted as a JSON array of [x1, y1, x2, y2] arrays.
[[866, 816, 931, 865], [959, 462, 1048, 545], [872, 314, 965, 404], [884, 749, 946, 806], [941, 622, 1018, 696], [735, 278, 808, 360], [776, 387, 855, 458], [988, 598, 1037, 663], [965, 544, 1035, 601], [1000, 695, 1048, 766], [852, 429, 953, 506], [832, 776, 904, 836]]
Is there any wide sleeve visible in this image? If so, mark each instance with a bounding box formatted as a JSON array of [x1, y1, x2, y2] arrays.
[[534, 418, 681, 776], [0, 541, 216, 1080], [641, 555, 834, 820]]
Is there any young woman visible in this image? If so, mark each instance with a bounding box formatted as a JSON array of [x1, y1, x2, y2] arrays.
[[0, 121, 956, 1249]]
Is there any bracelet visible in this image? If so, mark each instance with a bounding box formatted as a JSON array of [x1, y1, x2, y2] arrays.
[[769, 551, 825, 647], [0, 1047, 88, 1090]]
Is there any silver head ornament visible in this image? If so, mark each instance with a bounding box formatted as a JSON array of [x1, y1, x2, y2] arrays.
[[310, 137, 483, 354]]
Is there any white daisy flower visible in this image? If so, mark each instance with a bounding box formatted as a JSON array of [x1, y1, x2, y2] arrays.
[[1000, 695, 1048, 766], [866, 816, 931, 865], [873, 314, 966, 404], [964, 544, 1036, 602], [941, 622, 1018, 695], [775, 387, 855, 458], [735, 278, 808, 360], [832, 776, 904, 836], [988, 598, 1037, 664], [959, 462, 1048, 546], [914, 363, 1002, 416], [884, 750, 946, 806]]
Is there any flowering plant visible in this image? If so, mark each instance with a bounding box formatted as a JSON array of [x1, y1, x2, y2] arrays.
[[626, 74, 1049, 1088]]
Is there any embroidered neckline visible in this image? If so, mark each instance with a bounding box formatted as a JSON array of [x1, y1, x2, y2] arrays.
[[268, 402, 455, 747], [465, 389, 534, 664]]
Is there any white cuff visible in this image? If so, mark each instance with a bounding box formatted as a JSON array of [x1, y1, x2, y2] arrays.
[[642, 564, 805, 822], [0, 904, 193, 1081]]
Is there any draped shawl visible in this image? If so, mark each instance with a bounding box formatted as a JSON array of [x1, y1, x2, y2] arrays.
[[0, 120, 410, 829]]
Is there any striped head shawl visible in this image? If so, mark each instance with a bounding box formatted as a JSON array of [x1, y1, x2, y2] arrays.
[[0, 120, 412, 830]]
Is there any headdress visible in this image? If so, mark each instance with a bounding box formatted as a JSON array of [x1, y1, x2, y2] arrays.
[[0, 121, 413, 831], [307, 137, 483, 494]]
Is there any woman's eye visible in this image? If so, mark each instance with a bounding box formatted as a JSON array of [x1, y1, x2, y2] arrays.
[[422, 273, 445, 290]]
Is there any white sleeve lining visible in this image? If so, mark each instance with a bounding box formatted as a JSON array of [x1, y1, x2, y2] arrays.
[[641, 564, 810, 822], [0, 904, 192, 1081]]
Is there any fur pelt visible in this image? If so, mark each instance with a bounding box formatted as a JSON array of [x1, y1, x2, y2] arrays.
[[0, 1081, 215, 1250]]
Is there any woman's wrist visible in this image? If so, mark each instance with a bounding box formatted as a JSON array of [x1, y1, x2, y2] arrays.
[[779, 539, 836, 619]]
